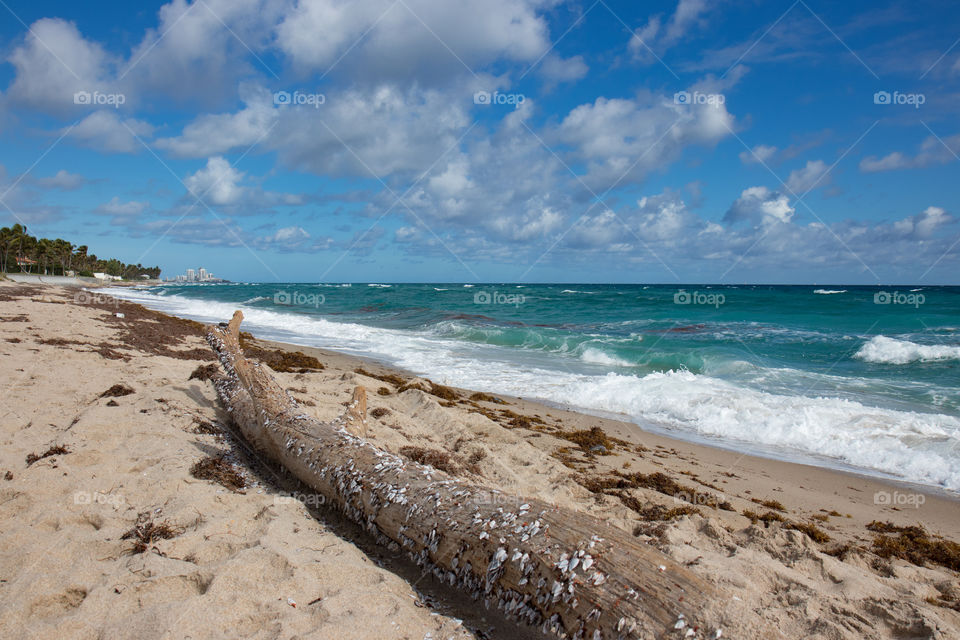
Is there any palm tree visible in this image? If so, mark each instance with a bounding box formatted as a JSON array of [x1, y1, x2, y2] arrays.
[[74, 245, 88, 272], [8, 224, 29, 272], [0, 227, 11, 272]]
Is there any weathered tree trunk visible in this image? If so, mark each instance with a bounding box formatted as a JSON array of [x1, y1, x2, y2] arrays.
[[206, 311, 726, 639]]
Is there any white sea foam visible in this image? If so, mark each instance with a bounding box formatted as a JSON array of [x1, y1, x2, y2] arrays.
[[813, 289, 846, 294], [109, 288, 960, 490], [854, 336, 960, 364], [243, 296, 269, 304]]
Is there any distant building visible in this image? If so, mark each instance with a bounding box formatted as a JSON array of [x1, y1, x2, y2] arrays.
[[165, 267, 227, 283]]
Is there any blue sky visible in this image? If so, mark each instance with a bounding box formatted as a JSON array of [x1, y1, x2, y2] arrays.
[[0, 0, 958, 283]]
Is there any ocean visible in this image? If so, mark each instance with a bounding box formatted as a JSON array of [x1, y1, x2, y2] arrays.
[[109, 283, 960, 492]]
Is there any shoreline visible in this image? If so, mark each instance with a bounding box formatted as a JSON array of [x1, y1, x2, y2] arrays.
[[2, 280, 958, 638], [116, 282, 960, 505], [252, 336, 960, 538]]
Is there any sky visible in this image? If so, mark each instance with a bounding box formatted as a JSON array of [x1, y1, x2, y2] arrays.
[[0, 0, 958, 284]]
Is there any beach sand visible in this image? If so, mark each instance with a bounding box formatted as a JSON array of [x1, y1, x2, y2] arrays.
[[0, 280, 958, 639]]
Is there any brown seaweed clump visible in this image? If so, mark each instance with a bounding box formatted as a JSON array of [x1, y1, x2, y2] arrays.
[[354, 367, 406, 388], [556, 426, 618, 454], [399, 446, 458, 474], [188, 363, 220, 381], [867, 521, 960, 572], [239, 334, 323, 373], [468, 392, 506, 404], [26, 445, 70, 466], [190, 456, 246, 492], [121, 512, 182, 554], [100, 384, 134, 398], [750, 498, 786, 512]]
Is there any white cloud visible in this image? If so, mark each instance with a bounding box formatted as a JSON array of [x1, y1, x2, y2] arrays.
[[860, 133, 960, 173], [33, 170, 86, 190], [6, 18, 116, 115], [786, 159, 830, 194], [275, 0, 550, 82], [893, 206, 951, 238], [270, 85, 471, 178], [555, 94, 734, 189], [539, 55, 589, 84], [629, 0, 710, 61], [125, 0, 279, 105], [184, 156, 249, 206], [739, 144, 778, 165], [725, 186, 795, 226], [65, 111, 154, 153], [97, 196, 150, 216], [182, 156, 304, 211], [154, 85, 277, 157]]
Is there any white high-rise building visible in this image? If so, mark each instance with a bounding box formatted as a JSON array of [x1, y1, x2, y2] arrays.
[[198, 267, 207, 281], [186, 268, 195, 282]]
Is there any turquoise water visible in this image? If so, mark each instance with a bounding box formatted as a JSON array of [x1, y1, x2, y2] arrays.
[[111, 283, 960, 490]]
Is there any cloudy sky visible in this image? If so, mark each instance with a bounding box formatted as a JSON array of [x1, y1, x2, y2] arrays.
[[0, 0, 957, 283]]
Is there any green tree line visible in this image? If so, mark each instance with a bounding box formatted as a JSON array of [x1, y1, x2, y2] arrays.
[[0, 224, 161, 280]]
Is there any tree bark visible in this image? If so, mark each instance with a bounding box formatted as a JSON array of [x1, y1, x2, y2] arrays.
[[206, 311, 726, 640]]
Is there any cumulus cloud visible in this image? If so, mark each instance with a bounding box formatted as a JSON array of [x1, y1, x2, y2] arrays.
[[739, 144, 777, 165], [154, 85, 278, 157], [555, 94, 734, 190], [539, 55, 589, 85], [32, 170, 86, 190], [629, 0, 710, 61], [860, 133, 960, 173], [182, 156, 304, 211], [6, 18, 116, 115], [97, 196, 150, 216], [725, 186, 795, 226], [785, 159, 830, 194], [158, 84, 471, 180], [893, 206, 951, 238], [65, 111, 154, 153], [276, 0, 550, 82], [253, 225, 327, 251]]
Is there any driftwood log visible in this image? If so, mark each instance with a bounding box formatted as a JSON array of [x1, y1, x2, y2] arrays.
[[206, 311, 726, 639]]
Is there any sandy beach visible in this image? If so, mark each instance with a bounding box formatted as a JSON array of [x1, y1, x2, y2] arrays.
[[1, 280, 958, 639]]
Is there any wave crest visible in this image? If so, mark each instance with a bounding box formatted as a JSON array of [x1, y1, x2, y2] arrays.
[[854, 335, 960, 364]]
